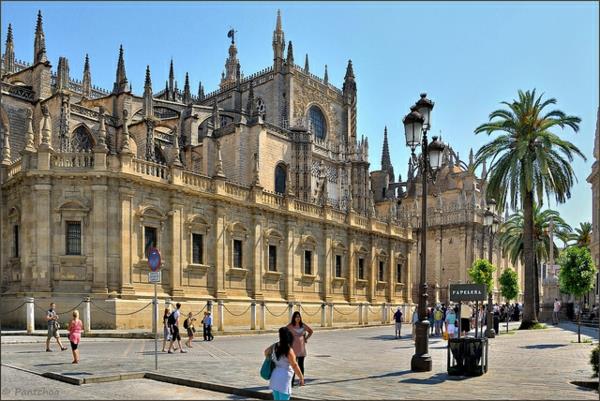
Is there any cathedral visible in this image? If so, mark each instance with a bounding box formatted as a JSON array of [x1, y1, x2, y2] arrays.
[[0, 10, 521, 329]]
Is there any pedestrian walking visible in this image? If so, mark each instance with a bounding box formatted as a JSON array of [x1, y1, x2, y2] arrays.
[[67, 310, 83, 364], [287, 311, 313, 387], [167, 302, 186, 353], [428, 308, 435, 335], [393, 307, 403, 338], [45, 302, 67, 352], [203, 311, 214, 341], [161, 308, 171, 352], [434, 307, 443, 337], [411, 307, 419, 341], [445, 307, 457, 339], [460, 302, 473, 336], [264, 327, 304, 400], [184, 312, 196, 348], [552, 298, 561, 325]]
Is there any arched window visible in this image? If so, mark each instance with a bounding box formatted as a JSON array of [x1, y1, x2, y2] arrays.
[[274, 163, 287, 194], [71, 125, 93, 151], [154, 145, 167, 164], [309, 106, 326, 140]]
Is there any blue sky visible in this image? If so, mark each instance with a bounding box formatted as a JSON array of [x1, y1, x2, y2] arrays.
[[2, 1, 598, 230]]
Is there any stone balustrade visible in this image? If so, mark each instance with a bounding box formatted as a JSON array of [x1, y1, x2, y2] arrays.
[[51, 151, 94, 168]]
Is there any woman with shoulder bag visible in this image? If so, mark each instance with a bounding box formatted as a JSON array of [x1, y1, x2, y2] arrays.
[[286, 311, 313, 387], [263, 327, 304, 400]]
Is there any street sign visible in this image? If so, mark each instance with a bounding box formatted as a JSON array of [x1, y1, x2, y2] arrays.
[[449, 284, 487, 302], [149, 271, 161, 283], [147, 247, 161, 272]]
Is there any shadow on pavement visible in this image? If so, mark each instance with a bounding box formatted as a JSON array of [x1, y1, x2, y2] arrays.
[[520, 344, 568, 349], [33, 362, 70, 367], [304, 369, 413, 387], [400, 372, 470, 384]]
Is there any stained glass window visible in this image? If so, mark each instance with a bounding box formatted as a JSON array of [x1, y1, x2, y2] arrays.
[[309, 106, 326, 140]]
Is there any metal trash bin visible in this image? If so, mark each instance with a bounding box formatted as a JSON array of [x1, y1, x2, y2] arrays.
[[447, 337, 488, 376]]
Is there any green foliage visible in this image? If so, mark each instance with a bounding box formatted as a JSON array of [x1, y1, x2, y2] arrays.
[[558, 246, 596, 297], [468, 259, 496, 293], [499, 206, 572, 266], [591, 345, 599, 378], [499, 267, 519, 301], [530, 323, 547, 330], [570, 222, 592, 248]]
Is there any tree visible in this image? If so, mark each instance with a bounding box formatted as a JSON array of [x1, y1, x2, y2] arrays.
[[474, 89, 585, 329], [498, 206, 572, 313], [558, 246, 596, 342], [499, 267, 520, 333], [468, 259, 496, 291], [570, 222, 592, 248]]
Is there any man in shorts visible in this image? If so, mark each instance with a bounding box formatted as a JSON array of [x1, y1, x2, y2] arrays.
[[393, 307, 403, 338], [46, 302, 67, 352], [167, 303, 186, 354]]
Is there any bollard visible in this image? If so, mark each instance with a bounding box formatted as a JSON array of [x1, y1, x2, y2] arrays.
[[364, 302, 369, 325], [217, 301, 224, 332], [259, 302, 266, 330], [26, 297, 35, 334], [358, 303, 363, 325], [328, 303, 334, 327], [381, 303, 386, 324], [321, 303, 327, 327], [84, 297, 91, 334], [250, 301, 257, 330], [288, 302, 294, 322]]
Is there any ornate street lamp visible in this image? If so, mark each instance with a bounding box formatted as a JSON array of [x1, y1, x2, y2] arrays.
[[403, 93, 446, 372], [484, 198, 499, 338]]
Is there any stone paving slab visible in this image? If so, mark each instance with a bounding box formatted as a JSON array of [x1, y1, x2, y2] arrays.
[[1, 322, 597, 400]]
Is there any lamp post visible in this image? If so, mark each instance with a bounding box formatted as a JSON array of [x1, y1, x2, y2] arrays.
[[403, 93, 446, 372], [484, 199, 499, 338]]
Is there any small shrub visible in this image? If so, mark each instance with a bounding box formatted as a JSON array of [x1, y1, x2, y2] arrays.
[[591, 345, 599, 378]]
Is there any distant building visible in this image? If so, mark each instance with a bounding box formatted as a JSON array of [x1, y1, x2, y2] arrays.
[[587, 107, 600, 305]]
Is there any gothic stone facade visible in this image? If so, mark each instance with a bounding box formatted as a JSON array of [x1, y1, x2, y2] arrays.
[[587, 107, 599, 305], [0, 11, 415, 329]]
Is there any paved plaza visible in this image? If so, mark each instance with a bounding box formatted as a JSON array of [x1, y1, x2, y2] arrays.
[[1, 321, 598, 400]]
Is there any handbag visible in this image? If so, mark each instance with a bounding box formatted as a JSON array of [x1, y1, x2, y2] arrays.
[[53, 321, 61, 330], [260, 344, 276, 380]]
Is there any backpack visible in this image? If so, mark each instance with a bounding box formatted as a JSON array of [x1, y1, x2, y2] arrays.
[[168, 312, 177, 326], [183, 318, 189, 330]]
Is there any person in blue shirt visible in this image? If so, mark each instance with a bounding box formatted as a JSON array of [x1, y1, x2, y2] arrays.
[[393, 307, 403, 338]]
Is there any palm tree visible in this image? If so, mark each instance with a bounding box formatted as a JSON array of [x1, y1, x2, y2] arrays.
[[499, 206, 572, 312], [475, 89, 585, 329], [570, 222, 592, 248]]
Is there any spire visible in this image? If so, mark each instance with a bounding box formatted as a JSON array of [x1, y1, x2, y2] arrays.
[[33, 10, 47, 63], [481, 159, 487, 180], [82, 54, 91, 98], [343, 59, 357, 99], [113, 45, 130, 94], [304, 53, 309, 73], [56, 57, 70, 91], [164, 80, 169, 100], [286, 40, 294, 65], [40, 104, 52, 149], [272, 9, 285, 72], [3, 23, 15, 75], [168, 58, 174, 100], [220, 33, 239, 88], [120, 109, 132, 154], [197, 81, 204, 100], [143, 65, 154, 118], [212, 99, 220, 129], [468, 148, 474, 169], [96, 106, 107, 150], [183, 72, 191, 104], [246, 80, 256, 117], [324, 64, 328, 85], [1, 125, 11, 165], [24, 109, 35, 151], [381, 126, 392, 171]]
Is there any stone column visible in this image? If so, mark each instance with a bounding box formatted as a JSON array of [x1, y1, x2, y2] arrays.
[[252, 214, 264, 300], [83, 297, 91, 334], [323, 227, 332, 302], [406, 241, 415, 304], [214, 206, 227, 299], [387, 240, 395, 303], [459, 227, 467, 283], [218, 300, 224, 332], [119, 187, 135, 296], [321, 302, 327, 327], [33, 182, 52, 290], [364, 302, 369, 324], [328, 303, 334, 327], [91, 183, 108, 293], [259, 302, 266, 330], [348, 235, 356, 303], [358, 303, 364, 325], [381, 302, 386, 324], [285, 218, 296, 302], [26, 297, 34, 334], [435, 233, 442, 304], [369, 242, 377, 303], [170, 199, 184, 297], [250, 301, 257, 330]]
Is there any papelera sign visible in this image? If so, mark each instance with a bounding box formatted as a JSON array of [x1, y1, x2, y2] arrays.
[[449, 284, 487, 302], [147, 247, 161, 272]]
